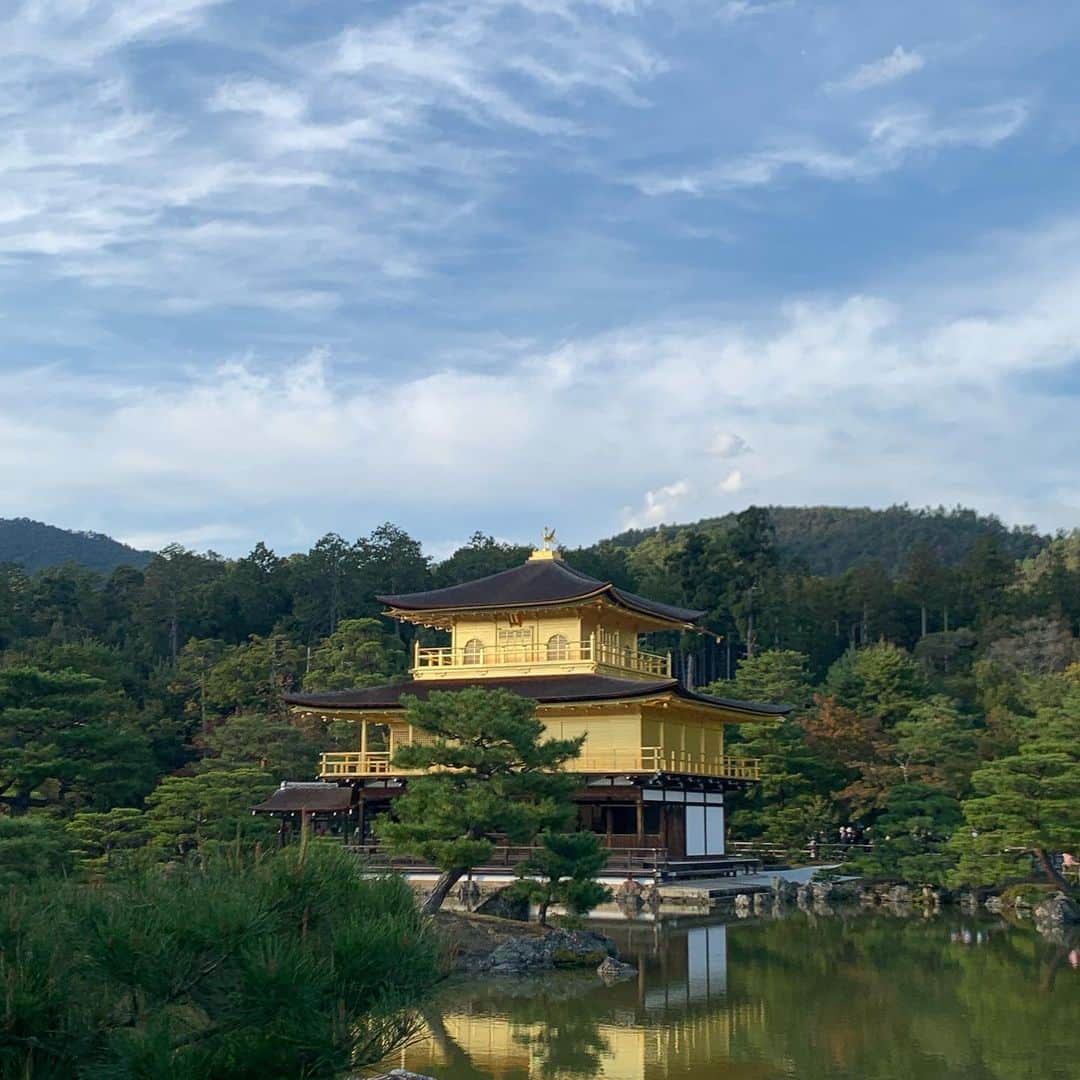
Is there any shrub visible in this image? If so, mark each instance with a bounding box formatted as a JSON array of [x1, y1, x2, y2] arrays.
[[0, 845, 442, 1078]]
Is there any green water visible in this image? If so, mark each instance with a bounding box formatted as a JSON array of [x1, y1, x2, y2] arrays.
[[391, 911, 1080, 1080]]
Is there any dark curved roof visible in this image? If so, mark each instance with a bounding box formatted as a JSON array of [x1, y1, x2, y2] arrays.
[[285, 674, 789, 718], [378, 556, 704, 624], [252, 783, 353, 813]]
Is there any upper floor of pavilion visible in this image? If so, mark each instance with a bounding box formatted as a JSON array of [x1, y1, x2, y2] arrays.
[[378, 542, 704, 682]]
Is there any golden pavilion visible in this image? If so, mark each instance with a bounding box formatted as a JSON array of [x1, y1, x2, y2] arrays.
[[273, 538, 787, 877]]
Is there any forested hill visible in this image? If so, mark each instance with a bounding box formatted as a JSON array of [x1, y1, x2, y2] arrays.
[[3, 505, 1051, 578], [607, 505, 1049, 576], [0, 518, 152, 574]]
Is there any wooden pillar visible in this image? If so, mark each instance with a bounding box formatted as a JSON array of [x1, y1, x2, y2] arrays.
[[356, 797, 366, 845], [360, 719, 368, 765], [635, 800, 645, 846]]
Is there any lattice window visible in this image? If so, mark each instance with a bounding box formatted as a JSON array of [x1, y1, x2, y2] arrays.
[[546, 633, 569, 660], [462, 638, 483, 664]]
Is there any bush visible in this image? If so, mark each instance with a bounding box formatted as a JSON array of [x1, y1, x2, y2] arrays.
[[0, 845, 442, 1078]]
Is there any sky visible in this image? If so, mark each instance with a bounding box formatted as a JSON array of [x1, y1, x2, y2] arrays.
[[2, 0, 1079, 559]]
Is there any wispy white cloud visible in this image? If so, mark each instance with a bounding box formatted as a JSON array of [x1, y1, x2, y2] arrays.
[[717, 0, 792, 21], [717, 469, 744, 494], [210, 78, 307, 122], [0, 0, 664, 311], [709, 432, 750, 458], [623, 479, 692, 529], [634, 100, 1028, 195], [0, 0, 225, 67], [827, 45, 925, 93]]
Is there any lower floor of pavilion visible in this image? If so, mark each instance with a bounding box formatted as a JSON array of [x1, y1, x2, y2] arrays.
[[253, 773, 758, 880]]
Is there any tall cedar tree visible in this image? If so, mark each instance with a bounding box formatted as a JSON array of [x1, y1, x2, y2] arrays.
[[378, 688, 584, 914]]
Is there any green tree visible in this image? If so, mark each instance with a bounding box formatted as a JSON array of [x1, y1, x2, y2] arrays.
[[303, 617, 407, 691], [961, 534, 1017, 624], [289, 532, 361, 638], [847, 783, 963, 885], [707, 649, 813, 710], [513, 831, 613, 926], [28, 562, 103, 642], [0, 816, 74, 886], [726, 718, 843, 844], [825, 643, 926, 727], [65, 807, 150, 873], [893, 696, 979, 796], [196, 713, 322, 779], [0, 563, 33, 649], [202, 633, 305, 719], [144, 767, 277, 857], [839, 560, 904, 647], [135, 544, 224, 664], [950, 693, 1080, 888], [379, 688, 584, 914], [172, 636, 227, 724], [0, 846, 441, 1078], [356, 522, 432, 602], [0, 667, 157, 815], [202, 542, 291, 642], [899, 540, 945, 638]]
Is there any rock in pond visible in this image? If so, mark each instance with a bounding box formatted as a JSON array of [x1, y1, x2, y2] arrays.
[[475, 928, 616, 976], [369, 1070, 439, 1080], [474, 885, 530, 921], [1034, 891, 1080, 926], [597, 956, 638, 983]]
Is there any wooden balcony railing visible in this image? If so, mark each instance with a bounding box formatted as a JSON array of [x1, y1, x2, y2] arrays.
[[414, 639, 672, 678], [321, 751, 398, 777], [319, 747, 760, 781]]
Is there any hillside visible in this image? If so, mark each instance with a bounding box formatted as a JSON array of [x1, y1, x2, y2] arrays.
[[1, 504, 1056, 580], [0, 518, 153, 575], [606, 505, 1050, 576]]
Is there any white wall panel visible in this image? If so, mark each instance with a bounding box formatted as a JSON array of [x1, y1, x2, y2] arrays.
[[706, 805, 725, 855], [686, 805, 705, 856]]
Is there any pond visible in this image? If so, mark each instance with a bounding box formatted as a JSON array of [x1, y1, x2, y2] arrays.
[[386, 910, 1080, 1080]]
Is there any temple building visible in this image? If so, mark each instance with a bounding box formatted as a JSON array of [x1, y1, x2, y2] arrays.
[[268, 539, 788, 877]]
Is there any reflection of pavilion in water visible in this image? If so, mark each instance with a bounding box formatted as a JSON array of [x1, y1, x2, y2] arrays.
[[396, 919, 769, 1080]]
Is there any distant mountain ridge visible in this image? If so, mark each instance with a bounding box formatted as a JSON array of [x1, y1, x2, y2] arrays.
[[2, 504, 1055, 579], [606, 505, 1050, 576], [0, 518, 153, 574]]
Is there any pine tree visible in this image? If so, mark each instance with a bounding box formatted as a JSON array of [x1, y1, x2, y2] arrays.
[[513, 831, 613, 925], [950, 693, 1080, 888], [378, 688, 584, 914]]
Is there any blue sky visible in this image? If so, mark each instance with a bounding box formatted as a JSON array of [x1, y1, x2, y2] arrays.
[[2, 0, 1079, 558]]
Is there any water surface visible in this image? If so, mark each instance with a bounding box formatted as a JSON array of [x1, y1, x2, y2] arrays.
[[390, 911, 1080, 1080]]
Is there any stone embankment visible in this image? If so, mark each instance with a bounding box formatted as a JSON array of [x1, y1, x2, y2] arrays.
[[710, 876, 1079, 943], [976, 888, 1080, 941]]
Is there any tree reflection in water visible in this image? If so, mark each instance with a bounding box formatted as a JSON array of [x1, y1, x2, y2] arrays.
[[392, 912, 1080, 1080]]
